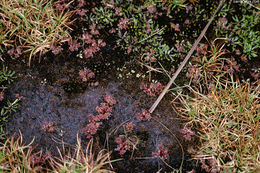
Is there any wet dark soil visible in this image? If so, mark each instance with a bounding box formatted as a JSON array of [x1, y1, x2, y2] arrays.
[[3, 52, 202, 172]]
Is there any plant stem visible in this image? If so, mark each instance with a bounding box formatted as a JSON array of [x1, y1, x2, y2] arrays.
[[149, 0, 226, 113]]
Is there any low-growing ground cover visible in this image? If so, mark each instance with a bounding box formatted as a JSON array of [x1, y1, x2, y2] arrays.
[[0, 0, 259, 172]]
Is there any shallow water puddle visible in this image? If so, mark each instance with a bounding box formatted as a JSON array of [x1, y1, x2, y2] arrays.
[[5, 58, 196, 172]]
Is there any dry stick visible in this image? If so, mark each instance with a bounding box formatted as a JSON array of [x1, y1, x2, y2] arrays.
[[149, 0, 225, 113]]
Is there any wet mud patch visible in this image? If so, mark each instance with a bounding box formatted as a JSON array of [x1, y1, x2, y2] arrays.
[[5, 57, 200, 172]]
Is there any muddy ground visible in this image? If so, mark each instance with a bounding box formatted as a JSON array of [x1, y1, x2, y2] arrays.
[[3, 48, 205, 172]]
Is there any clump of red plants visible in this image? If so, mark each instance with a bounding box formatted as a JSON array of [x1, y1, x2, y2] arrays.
[[179, 127, 195, 141], [114, 122, 138, 156], [115, 135, 131, 156], [153, 145, 169, 161], [79, 67, 95, 82], [42, 121, 55, 133], [65, 25, 106, 59], [136, 109, 151, 121], [140, 82, 163, 96], [81, 95, 116, 138]]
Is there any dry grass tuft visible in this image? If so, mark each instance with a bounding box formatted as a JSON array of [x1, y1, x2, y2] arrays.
[[49, 135, 119, 173], [0, 134, 50, 172], [176, 79, 260, 172], [0, 0, 74, 65]]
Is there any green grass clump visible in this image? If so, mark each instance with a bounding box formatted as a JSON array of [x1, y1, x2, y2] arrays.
[[49, 136, 118, 173], [0, 65, 18, 135], [0, 134, 117, 172], [178, 80, 260, 172], [0, 135, 48, 172], [0, 0, 74, 66]]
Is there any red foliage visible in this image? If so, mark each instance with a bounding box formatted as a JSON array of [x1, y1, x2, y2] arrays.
[[42, 121, 55, 133], [196, 43, 208, 55], [170, 23, 180, 32], [96, 103, 112, 120], [115, 136, 131, 156], [118, 18, 130, 30], [89, 24, 100, 35], [140, 82, 163, 96], [0, 92, 4, 102], [50, 45, 63, 55], [180, 127, 195, 141], [136, 109, 151, 121], [81, 120, 102, 138], [79, 68, 95, 82], [30, 152, 51, 168], [175, 43, 184, 52], [223, 58, 240, 73], [68, 40, 81, 52], [77, 0, 86, 8], [7, 47, 22, 58], [153, 145, 169, 160], [145, 49, 156, 62], [124, 122, 134, 131], [104, 94, 116, 105], [82, 95, 116, 138]]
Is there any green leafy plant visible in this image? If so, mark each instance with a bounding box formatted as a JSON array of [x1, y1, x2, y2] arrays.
[[0, 65, 18, 134], [0, 65, 16, 84], [215, 2, 259, 60], [87, 0, 179, 64]]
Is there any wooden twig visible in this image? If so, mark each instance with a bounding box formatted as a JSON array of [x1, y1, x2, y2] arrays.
[[149, 0, 225, 113]]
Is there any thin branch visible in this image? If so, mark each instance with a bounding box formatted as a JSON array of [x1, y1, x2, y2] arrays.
[[149, 0, 225, 113]]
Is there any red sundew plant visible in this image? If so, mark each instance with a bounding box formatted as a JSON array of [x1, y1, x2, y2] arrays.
[[96, 103, 112, 120], [81, 32, 106, 59], [50, 45, 63, 55], [0, 92, 4, 101], [170, 23, 180, 32], [124, 122, 134, 132], [185, 5, 193, 13], [42, 121, 55, 133], [179, 127, 195, 141], [186, 65, 201, 82], [136, 109, 151, 121], [196, 43, 208, 55], [89, 24, 100, 35], [175, 43, 184, 52], [114, 134, 138, 156], [118, 18, 130, 30], [184, 19, 191, 25], [82, 95, 116, 138], [153, 145, 169, 160], [217, 17, 228, 30], [76, 9, 86, 16], [199, 158, 218, 173], [145, 49, 156, 62], [81, 116, 102, 138], [54, 0, 71, 11], [7, 47, 22, 58], [31, 152, 51, 168], [140, 82, 163, 96], [77, 0, 86, 8], [104, 94, 116, 105], [79, 68, 95, 82], [115, 136, 131, 156], [223, 58, 240, 73], [68, 39, 81, 52]]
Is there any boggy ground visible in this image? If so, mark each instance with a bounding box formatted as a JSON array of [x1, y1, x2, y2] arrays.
[[4, 52, 203, 172]]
